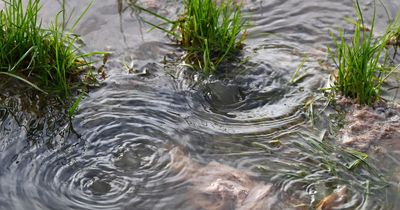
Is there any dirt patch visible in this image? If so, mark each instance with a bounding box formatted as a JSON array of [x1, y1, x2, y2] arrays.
[[169, 147, 273, 210], [337, 97, 400, 151]]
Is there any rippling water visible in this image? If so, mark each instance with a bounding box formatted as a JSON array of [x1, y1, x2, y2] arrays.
[[1, 0, 400, 209]]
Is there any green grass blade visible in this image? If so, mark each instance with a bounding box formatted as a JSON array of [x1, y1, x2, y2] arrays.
[[0, 72, 48, 94]]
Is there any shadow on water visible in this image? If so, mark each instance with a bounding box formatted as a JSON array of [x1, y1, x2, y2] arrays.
[[1, 0, 400, 209]]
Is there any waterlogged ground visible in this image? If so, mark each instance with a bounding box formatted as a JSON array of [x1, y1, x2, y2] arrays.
[[1, 0, 400, 209]]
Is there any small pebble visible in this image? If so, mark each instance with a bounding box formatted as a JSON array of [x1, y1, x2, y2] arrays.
[[375, 107, 385, 114]]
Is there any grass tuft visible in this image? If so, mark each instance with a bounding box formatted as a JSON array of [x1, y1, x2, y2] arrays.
[[327, 0, 398, 105], [131, 0, 247, 74], [387, 11, 400, 58], [0, 0, 102, 96]]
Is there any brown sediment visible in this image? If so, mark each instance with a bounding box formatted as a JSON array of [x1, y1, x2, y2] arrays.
[[168, 147, 273, 210], [316, 185, 347, 210], [337, 97, 400, 151]]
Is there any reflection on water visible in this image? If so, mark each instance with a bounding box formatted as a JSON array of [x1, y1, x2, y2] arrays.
[[1, 0, 400, 209]]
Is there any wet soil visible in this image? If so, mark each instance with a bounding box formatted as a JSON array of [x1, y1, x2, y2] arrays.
[[337, 99, 400, 152]]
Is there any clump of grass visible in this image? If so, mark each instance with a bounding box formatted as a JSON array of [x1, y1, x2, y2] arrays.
[[0, 0, 102, 96], [131, 0, 247, 74], [327, 0, 398, 105]]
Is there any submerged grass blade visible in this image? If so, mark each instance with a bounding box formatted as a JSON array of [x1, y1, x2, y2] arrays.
[[0, 72, 47, 94], [131, 4, 176, 24]]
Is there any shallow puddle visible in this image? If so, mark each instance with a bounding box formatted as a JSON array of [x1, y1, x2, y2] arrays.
[[1, 0, 400, 209]]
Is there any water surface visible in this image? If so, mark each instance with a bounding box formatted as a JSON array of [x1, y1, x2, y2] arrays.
[[1, 0, 400, 209]]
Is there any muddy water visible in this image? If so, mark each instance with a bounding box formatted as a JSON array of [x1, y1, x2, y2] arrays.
[[1, 0, 400, 209]]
